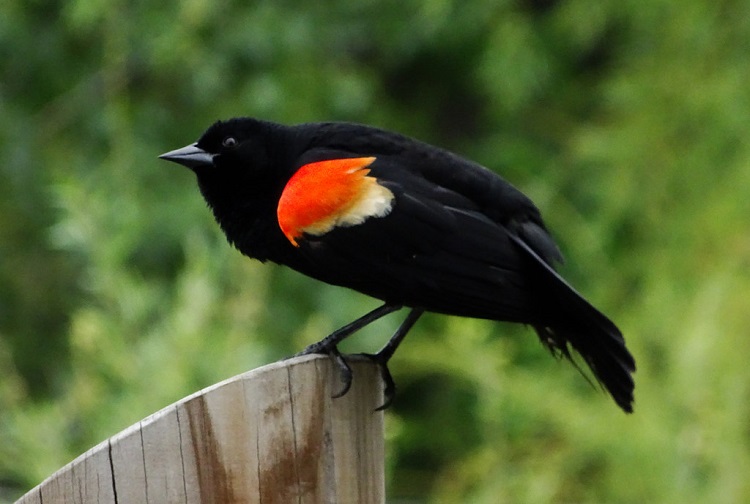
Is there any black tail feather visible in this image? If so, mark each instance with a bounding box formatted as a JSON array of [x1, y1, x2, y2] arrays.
[[510, 234, 636, 412]]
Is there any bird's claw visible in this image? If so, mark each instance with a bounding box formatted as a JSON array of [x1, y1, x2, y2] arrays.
[[358, 352, 397, 411], [295, 344, 354, 399], [329, 347, 354, 398]]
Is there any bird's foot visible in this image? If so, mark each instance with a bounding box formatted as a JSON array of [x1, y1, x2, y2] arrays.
[[295, 344, 353, 399], [356, 351, 397, 411], [290, 303, 406, 402], [294, 344, 396, 408]]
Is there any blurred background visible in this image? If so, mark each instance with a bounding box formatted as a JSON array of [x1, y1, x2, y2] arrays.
[[2, 0, 749, 502]]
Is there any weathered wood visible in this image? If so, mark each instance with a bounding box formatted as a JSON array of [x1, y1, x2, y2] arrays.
[[15, 355, 385, 504]]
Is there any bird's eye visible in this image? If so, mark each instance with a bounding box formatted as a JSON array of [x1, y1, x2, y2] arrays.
[[222, 137, 237, 148]]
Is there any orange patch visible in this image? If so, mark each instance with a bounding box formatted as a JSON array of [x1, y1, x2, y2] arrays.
[[277, 157, 394, 246]]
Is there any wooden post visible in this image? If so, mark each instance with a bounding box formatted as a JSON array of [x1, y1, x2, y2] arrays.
[[15, 355, 385, 504]]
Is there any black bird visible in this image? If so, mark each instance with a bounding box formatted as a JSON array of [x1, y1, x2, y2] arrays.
[[160, 118, 636, 412]]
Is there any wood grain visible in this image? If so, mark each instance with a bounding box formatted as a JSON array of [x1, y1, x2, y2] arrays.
[[15, 355, 385, 504]]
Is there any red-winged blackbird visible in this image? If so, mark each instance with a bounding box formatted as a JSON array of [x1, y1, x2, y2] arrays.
[[161, 118, 636, 412]]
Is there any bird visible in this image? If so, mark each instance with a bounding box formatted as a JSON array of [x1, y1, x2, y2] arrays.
[[160, 117, 636, 412]]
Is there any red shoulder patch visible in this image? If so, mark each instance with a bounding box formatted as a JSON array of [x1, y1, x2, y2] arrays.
[[277, 157, 394, 246]]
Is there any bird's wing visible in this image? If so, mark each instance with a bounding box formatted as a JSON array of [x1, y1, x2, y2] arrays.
[[276, 150, 550, 321]]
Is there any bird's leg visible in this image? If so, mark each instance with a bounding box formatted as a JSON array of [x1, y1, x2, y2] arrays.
[[296, 302, 402, 397], [360, 307, 424, 410]]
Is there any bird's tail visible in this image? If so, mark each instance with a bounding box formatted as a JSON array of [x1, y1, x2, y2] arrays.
[[511, 234, 636, 412]]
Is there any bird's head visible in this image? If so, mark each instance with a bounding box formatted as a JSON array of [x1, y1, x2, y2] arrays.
[[160, 117, 300, 216], [159, 118, 277, 175]]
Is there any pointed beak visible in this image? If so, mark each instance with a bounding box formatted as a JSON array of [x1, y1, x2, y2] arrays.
[[159, 143, 214, 170]]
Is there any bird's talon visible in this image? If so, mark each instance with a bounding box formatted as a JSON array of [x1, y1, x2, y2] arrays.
[[293, 343, 354, 398], [358, 352, 397, 410], [375, 363, 396, 411], [329, 347, 353, 398]]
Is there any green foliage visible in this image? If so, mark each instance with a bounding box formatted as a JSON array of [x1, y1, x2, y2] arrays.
[[2, 0, 750, 502]]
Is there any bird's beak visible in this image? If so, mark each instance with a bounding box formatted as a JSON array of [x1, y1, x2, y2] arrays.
[[159, 143, 214, 170]]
